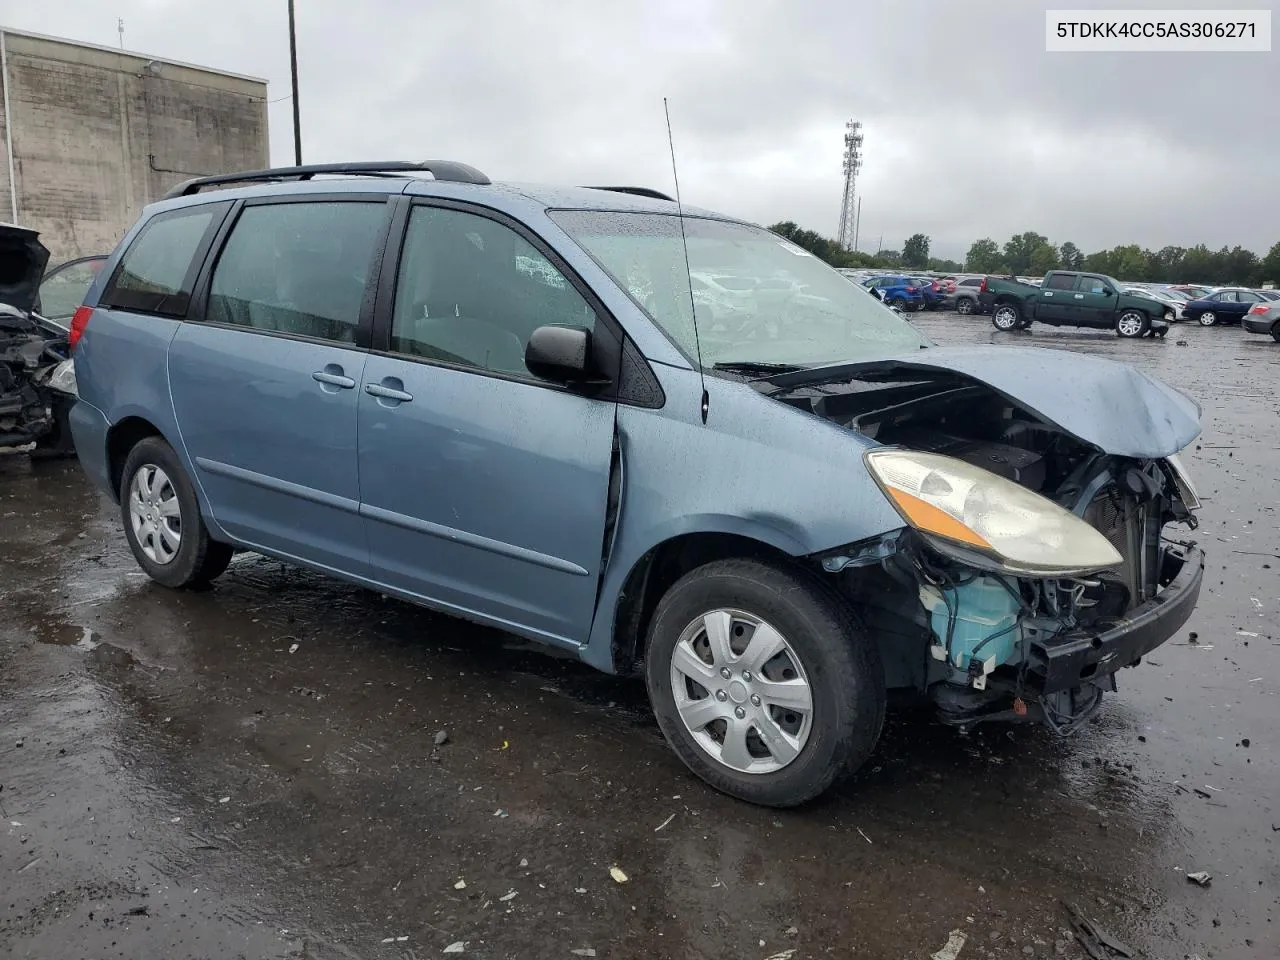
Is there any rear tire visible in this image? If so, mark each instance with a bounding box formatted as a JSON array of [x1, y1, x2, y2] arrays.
[[1197, 311, 1217, 327], [955, 298, 975, 316], [644, 558, 885, 808], [992, 303, 1022, 330], [1271, 328, 1280, 343], [120, 437, 233, 589]]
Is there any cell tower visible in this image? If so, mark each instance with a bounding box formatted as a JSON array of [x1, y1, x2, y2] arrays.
[[837, 120, 863, 251]]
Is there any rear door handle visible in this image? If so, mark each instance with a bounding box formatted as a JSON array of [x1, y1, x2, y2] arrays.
[[365, 382, 414, 403], [313, 369, 356, 389]]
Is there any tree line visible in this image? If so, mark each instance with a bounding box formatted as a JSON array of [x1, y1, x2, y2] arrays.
[[769, 221, 1280, 287]]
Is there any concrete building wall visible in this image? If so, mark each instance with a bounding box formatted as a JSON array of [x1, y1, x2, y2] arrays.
[[0, 29, 268, 262]]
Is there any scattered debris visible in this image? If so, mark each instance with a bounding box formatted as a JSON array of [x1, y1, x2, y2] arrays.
[[574, 887, 587, 894], [219, 796, 230, 804], [609, 866, 629, 884], [1193, 788, 1214, 799], [443, 942, 466, 954], [126, 905, 149, 917], [454, 879, 466, 890], [434, 730, 449, 747], [1063, 901, 1132, 959], [1187, 632, 1198, 644], [1237, 631, 1259, 638], [654, 812, 676, 832], [520, 858, 529, 867], [1187, 871, 1212, 887], [856, 827, 873, 845], [493, 809, 508, 818], [381, 936, 410, 944], [288, 642, 299, 654], [784, 926, 798, 936], [931, 929, 967, 960], [763, 951, 796, 960], [499, 889, 518, 902], [570, 950, 597, 958]]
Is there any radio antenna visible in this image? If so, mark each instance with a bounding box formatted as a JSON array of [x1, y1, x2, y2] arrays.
[[663, 97, 709, 425]]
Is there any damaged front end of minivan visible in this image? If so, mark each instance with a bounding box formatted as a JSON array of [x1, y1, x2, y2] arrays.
[[763, 345, 1204, 732]]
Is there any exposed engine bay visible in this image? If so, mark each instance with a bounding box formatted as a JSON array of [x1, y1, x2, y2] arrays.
[[0, 224, 78, 455], [768, 368, 1202, 733]]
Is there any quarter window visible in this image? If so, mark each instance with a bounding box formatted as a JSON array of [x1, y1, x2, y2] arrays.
[[100, 207, 218, 316], [206, 201, 385, 344], [390, 206, 596, 378]]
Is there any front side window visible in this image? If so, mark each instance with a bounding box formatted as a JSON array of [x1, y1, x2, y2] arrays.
[[101, 207, 217, 315], [390, 206, 596, 377], [1077, 275, 1112, 294], [551, 211, 926, 368], [206, 201, 385, 344]]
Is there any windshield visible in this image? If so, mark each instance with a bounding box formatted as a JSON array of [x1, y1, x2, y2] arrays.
[[550, 210, 927, 367]]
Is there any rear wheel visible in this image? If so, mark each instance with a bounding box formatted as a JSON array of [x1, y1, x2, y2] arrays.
[[1116, 310, 1150, 338], [645, 559, 885, 808], [955, 298, 975, 316], [992, 303, 1022, 330], [1197, 311, 1218, 327], [120, 437, 233, 588], [1271, 328, 1280, 343]]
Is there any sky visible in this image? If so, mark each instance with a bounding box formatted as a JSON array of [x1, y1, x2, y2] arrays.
[[3, 0, 1277, 262]]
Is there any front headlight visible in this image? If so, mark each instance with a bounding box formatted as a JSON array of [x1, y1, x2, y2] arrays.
[[865, 449, 1123, 576]]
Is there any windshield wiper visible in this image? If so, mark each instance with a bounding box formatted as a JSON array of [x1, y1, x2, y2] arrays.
[[711, 360, 807, 376]]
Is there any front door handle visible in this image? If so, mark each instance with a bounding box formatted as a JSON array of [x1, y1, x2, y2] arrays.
[[313, 367, 356, 389], [365, 381, 414, 403], [1074, 294, 1084, 299]]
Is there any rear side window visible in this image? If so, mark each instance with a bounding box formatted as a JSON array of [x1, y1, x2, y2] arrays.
[[100, 207, 219, 316], [206, 201, 386, 344], [1044, 273, 1075, 291]]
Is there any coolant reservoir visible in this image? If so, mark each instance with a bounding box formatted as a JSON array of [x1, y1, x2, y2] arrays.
[[920, 577, 1022, 682]]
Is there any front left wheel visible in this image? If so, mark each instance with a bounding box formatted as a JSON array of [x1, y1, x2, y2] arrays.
[[1116, 310, 1150, 338], [644, 558, 885, 807], [120, 437, 233, 588]]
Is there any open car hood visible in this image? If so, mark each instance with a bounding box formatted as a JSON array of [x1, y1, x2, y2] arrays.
[[763, 345, 1201, 459], [0, 223, 50, 315]]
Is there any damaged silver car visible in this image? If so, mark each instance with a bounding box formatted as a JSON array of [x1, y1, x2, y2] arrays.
[[68, 169, 1203, 808], [0, 224, 80, 456]]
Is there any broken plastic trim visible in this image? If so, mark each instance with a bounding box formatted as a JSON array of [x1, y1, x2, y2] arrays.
[[814, 531, 902, 573]]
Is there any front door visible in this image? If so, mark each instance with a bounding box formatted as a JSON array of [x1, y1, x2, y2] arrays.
[[169, 197, 390, 576], [1071, 274, 1118, 327], [357, 202, 617, 646]]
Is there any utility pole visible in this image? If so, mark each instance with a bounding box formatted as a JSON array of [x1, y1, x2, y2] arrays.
[[288, 0, 302, 165]]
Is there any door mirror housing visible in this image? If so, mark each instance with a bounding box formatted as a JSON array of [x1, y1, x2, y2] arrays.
[[525, 325, 605, 384]]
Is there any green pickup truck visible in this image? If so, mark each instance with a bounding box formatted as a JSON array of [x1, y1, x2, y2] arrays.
[[980, 271, 1174, 338]]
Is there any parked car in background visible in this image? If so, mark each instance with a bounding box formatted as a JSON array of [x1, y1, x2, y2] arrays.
[[1243, 298, 1280, 341], [982, 271, 1173, 337], [0, 225, 81, 455], [908, 277, 950, 311], [1257, 289, 1280, 301], [950, 277, 986, 315], [1125, 287, 1185, 321], [64, 161, 1205, 808], [1182, 287, 1270, 327], [1168, 284, 1213, 299], [861, 275, 924, 311]]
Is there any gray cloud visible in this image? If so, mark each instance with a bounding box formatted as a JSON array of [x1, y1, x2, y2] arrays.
[[7, 0, 1277, 261]]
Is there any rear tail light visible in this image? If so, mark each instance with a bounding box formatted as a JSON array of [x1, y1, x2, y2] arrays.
[[906, 286, 917, 293], [979, 278, 988, 293], [1249, 303, 1270, 315], [69, 306, 92, 350]]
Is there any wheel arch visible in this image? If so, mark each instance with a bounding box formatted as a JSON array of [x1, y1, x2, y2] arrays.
[[106, 416, 166, 499], [594, 527, 815, 677]]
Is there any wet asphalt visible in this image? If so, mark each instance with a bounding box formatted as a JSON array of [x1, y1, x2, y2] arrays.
[[1, 315, 1277, 960]]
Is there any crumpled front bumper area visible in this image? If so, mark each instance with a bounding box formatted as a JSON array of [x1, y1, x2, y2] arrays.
[[1026, 544, 1203, 695]]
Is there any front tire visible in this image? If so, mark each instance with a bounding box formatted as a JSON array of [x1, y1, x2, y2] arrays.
[[1115, 310, 1150, 338], [1197, 311, 1218, 327], [120, 437, 233, 588], [992, 302, 1022, 330], [644, 558, 885, 808]]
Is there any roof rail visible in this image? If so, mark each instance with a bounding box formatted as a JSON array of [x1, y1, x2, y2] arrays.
[[583, 186, 676, 202], [162, 160, 491, 199]]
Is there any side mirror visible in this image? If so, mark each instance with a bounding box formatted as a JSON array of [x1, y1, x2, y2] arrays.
[[525, 325, 603, 384]]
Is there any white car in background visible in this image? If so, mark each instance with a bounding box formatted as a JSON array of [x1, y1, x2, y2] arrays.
[[1126, 287, 1186, 321]]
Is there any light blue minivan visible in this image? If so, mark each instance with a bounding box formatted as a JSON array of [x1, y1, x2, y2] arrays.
[[67, 161, 1204, 806]]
